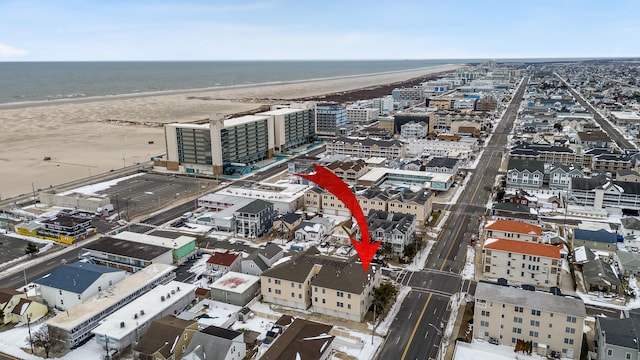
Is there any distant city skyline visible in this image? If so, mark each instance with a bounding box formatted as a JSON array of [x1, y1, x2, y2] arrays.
[[0, 0, 638, 61]]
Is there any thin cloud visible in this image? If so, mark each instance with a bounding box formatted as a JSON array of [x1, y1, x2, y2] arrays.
[[0, 43, 27, 57]]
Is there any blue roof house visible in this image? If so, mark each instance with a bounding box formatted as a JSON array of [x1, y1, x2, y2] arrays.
[[34, 263, 126, 310], [573, 229, 618, 255]]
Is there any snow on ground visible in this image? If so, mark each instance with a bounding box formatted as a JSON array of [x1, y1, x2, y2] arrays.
[[443, 171, 473, 206], [57, 173, 145, 196], [454, 339, 547, 360], [405, 240, 434, 272], [375, 285, 411, 336], [177, 222, 212, 234], [461, 246, 475, 280]]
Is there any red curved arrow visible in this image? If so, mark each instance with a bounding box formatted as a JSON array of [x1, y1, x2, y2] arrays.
[[297, 164, 381, 272]]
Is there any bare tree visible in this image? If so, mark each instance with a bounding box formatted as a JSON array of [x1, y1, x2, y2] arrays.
[[30, 325, 52, 358]]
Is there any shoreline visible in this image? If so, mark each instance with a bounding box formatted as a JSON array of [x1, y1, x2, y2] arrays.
[[0, 64, 459, 110], [0, 64, 463, 198]]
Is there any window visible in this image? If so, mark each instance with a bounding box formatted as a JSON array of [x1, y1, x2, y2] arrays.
[[512, 327, 522, 334], [275, 289, 281, 295], [567, 316, 577, 323], [291, 292, 295, 298], [480, 321, 489, 327], [337, 291, 344, 297], [268, 278, 272, 283], [515, 306, 523, 313], [626, 353, 632, 360], [77, 294, 81, 300], [481, 311, 490, 317], [513, 317, 522, 323], [563, 338, 574, 345], [565, 327, 576, 334], [268, 288, 272, 293], [184, 334, 188, 340], [529, 331, 538, 338], [275, 279, 281, 285], [607, 349, 612, 356], [530, 320, 540, 327], [531, 309, 541, 316], [347, 304, 351, 310], [322, 299, 326, 304], [314, 297, 318, 302], [347, 294, 351, 299], [322, 288, 326, 294], [337, 302, 344, 308]]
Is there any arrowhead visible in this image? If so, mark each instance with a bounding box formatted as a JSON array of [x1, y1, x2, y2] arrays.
[[350, 237, 381, 273]]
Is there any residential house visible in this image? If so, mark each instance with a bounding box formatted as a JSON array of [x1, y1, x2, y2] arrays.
[[259, 318, 334, 360], [295, 217, 333, 242], [592, 153, 636, 175], [0, 289, 25, 324], [241, 243, 285, 276], [261, 248, 381, 321], [503, 189, 539, 208], [595, 310, 640, 360], [34, 263, 127, 310], [424, 157, 460, 174], [400, 121, 429, 139], [210, 272, 260, 306], [326, 159, 370, 184], [506, 159, 545, 190], [473, 281, 585, 359], [325, 137, 405, 160], [549, 164, 584, 191], [273, 213, 303, 240], [363, 210, 416, 256], [576, 247, 622, 295], [132, 316, 199, 360], [113, 231, 197, 266], [331, 219, 355, 246], [183, 326, 246, 360], [576, 130, 613, 149], [234, 199, 274, 238], [484, 219, 542, 242], [207, 251, 242, 279], [489, 203, 540, 226], [8, 298, 48, 324], [615, 251, 640, 277], [37, 211, 95, 244], [482, 238, 563, 286], [356, 188, 433, 227], [573, 229, 618, 255], [82, 236, 174, 273], [621, 217, 640, 250], [617, 169, 640, 183]]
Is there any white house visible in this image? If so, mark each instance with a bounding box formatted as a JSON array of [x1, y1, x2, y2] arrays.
[[34, 263, 126, 311]]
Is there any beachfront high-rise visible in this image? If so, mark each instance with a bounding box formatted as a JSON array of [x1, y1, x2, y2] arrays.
[[163, 115, 274, 175], [258, 102, 317, 153], [316, 105, 347, 137], [160, 102, 316, 175]]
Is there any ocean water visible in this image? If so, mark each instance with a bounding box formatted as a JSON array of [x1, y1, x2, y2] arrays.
[[0, 60, 462, 106]]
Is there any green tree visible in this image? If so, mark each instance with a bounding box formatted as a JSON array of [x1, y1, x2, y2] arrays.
[[25, 242, 39, 257], [380, 242, 393, 258], [372, 282, 398, 316], [403, 243, 417, 258]]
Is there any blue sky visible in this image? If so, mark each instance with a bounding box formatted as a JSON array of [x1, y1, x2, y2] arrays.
[[0, 0, 637, 61]]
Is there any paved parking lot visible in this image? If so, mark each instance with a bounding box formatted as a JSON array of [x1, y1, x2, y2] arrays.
[[0, 234, 47, 267], [96, 172, 217, 220]]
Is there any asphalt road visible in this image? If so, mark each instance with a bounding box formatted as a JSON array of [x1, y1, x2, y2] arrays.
[[555, 73, 635, 150], [379, 77, 529, 360], [0, 246, 86, 289]]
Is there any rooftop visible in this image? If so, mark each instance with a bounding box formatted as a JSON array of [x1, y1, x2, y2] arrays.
[[114, 231, 195, 250], [475, 281, 585, 318], [210, 271, 260, 294], [484, 219, 542, 236], [91, 281, 197, 341], [34, 263, 124, 293], [87, 237, 171, 260], [484, 238, 561, 259]]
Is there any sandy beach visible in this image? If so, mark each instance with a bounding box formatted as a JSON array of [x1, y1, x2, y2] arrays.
[[0, 64, 461, 199]]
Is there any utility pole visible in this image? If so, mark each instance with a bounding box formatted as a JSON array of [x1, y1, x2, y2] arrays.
[[27, 315, 34, 353]]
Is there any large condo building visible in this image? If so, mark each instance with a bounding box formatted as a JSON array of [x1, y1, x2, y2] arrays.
[[164, 116, 274, 175], [316, 105, 347, 137], [161, 103, 316, 175], [259, 103, 317, 153]]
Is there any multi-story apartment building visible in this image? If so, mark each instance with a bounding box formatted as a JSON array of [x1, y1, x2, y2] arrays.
[[346, 107, 378, 125], [427, 98, 452, 111], [305, 186, 432, 227], [392, 87, 424, 102], [484, 219, 542, 243], [482, 239, 563, 286], [393, 111, 435, 135], [325, 159, 369, 185], [325, 137, 405, 160], [259, 104, 317, 153], [576, 130, 614, 150], [400, 121, 429, 139], [164, 116, 274, 175], [506, 159, 545, 190], [474, 281, 585, 359], [315, 105, 347, 137], [509, 143, 579, 167], [569, 175, 640, 212], [363, 210, 416, 256], [549, 164, 584, 191], [234, 199, 274, 238], [261, 250, 381, 321], [596, 312, 640, 360]]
